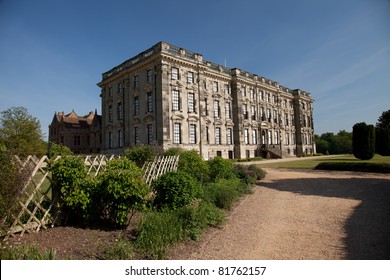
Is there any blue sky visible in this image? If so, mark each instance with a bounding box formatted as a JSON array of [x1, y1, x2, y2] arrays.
[[0, 0, 389, 138]]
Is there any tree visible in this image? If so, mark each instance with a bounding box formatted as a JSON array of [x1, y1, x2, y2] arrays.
[[376, 109, 390, 129], [376, 109, 390, 156], [352, 122, 375, 160], [0, 107, 46, 157]]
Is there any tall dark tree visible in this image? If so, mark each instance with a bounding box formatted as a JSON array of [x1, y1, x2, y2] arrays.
[[0, 107, 46, 157], [352, 122, 375, 160], [376, 128, 390, 156], [376, 109, 390, 129]]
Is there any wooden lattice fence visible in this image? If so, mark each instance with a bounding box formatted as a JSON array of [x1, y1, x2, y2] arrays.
[[3, 154, 179, 239]]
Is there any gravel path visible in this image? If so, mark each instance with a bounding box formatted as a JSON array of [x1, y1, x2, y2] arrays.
[[169, 168, 390, 260]]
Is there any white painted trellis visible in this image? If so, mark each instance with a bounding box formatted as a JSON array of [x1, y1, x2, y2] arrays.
[[4, 154, 179, 239]]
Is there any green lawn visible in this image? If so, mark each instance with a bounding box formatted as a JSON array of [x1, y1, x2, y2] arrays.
[[256, 154, 390, 169]]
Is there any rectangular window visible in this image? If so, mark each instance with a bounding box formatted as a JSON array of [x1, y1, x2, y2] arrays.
[[205, 98, 208, 116], [187, 71, 194, 83], [214, 100, 220, 118], [225, 102, 231, 119], [252, 129, 257, 145], [213, 81, 219, 92], [74, 135, 81, 146], [251, 105, 256, 120], [215, 127, 221, 145], [275, 131, 279, 145], [118, 82, 122, 93], [147, 92, 153, 112], [285, 113, 289, 126], [261, 107, 265, 121], [172, 90, 180, 111], [244, 129, 249, 145], [224, 84, 230, 94], [292, 133, 296, 145], [206, 126, 209, 144], [108, 132, 112, 149], [188, 93, 195, 113], [134, 75, 139, 88], [108, 87, 113, 97], [147, 124, 153, 145], [242, 86, 246, 97], [286, 133, 290, 145], [134, 97, 139, 115], [147, 69, 152, 82], [227, 128, 232, 145], [108, 105, 113, 122], [134, 127, 140, 145], [172, 67, 179, 80], [274, 110, 278, 123], [173, 123, 181, 144], [250, 88, 254, 100], [117, 130, 122, 147], [267, 109, 271, 122], [189, 124, 196, 144], [117, 102, 123, 120], [242, 104, 248, 119]]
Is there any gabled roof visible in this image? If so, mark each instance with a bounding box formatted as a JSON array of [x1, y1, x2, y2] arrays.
[[50, 110, 101, 128]]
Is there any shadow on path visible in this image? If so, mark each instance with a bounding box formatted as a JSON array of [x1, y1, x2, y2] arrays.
[[260, 171, 390, 259]]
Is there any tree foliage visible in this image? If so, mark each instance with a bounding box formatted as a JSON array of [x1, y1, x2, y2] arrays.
[[0, 107, 46, 157], [352, 122, 375, 160], [376, 109, 390, 129], [314, 130, 352, 155]]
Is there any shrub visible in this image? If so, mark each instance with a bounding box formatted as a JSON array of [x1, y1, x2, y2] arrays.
[[177, 201, 226, 241], [97, 158, 151, 227], [247, 164, 267, 180], [135, 202, 225, 259], [204, 181, 239, 210], [376, 127, 390, 156], [48, 142, 73, 158], [315, 162, 390, 173], [207, 156, 237, 182], [50, 156, 90, 224], [177, 150, 209, 182], [163, 147, 184, 156], [124, 145, 157, 167], [135, 209, 183, 259], [153, 171, 203, 210], [353, 122, 375, 160]]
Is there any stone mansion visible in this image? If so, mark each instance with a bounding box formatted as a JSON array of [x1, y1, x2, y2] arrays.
[[97, 41, 315, 159]]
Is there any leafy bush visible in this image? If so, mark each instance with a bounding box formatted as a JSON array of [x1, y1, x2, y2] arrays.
[[177, 150, 209, 182], [247, 164, 267, 180], [163, 147, 184, 156], [50, 156, 90, 224], [153, 171, 203, 210], [207, 156, 237, 182], [48, 142, 73, 158], [96, 158, 151, 227], [50, 157, 150, 227], [177, 201, 225, 241], [315, 162, 390, 173], [353, 122, 376, 160], [204, 178, 252, 210], [124, 145, 157, 167], [204, 182, 238, 210]]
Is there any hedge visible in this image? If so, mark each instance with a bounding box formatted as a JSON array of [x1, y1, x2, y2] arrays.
[[315, 162, 390, 173]]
